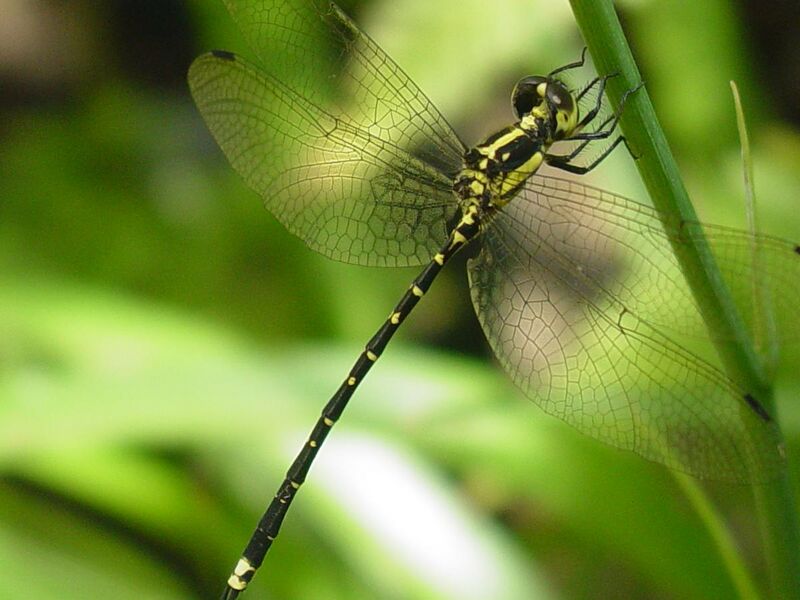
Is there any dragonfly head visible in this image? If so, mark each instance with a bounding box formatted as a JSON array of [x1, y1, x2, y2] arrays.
[[512, 76, 578, 142]]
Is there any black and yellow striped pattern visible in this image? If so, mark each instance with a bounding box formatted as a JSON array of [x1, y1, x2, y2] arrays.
[[226, 205, 483, 594], [191, 3, 797, 599], [211, 9, 590, 598], [220, 64, 582, 594]]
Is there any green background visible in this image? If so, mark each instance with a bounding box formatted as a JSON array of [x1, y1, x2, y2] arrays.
[[2, 0, 799, 598]]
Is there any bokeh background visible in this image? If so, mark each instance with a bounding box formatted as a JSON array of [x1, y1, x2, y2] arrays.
[[2, 0, 800, 598]]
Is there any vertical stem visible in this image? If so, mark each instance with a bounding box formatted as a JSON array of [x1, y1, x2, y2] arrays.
[[567, 1, 800, 597], [674, 473, 761, 600], [730, 81, 779, 370]]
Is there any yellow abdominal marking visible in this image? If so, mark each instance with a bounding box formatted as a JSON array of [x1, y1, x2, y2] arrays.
[[227, 558, 255, 590], [234, 558, 254, 576], [452, 230, 467, 246]]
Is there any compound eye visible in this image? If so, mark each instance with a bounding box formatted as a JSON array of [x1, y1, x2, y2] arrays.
[[546, 81, 575, 114], [512, 75, 548, 119]]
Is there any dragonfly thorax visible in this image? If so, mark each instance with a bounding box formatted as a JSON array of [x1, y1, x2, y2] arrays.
[[453, 125, 544, 209], [452, 75, 579, 211]]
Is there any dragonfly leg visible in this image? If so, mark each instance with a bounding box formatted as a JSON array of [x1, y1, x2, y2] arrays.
[[548, 47, 588, 77], [545, 81, 644, 171], [546, 113, 616, 164], [575, 72, 619, 130], [545, 135, 627, 175]]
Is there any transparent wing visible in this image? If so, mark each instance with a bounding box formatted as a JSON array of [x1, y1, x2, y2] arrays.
[[520, 176, 800, 348], [468, 183, 787, 482], [188, 0, 466, 267], [220, 0, 465, 167], [189, 52, 459, 266]]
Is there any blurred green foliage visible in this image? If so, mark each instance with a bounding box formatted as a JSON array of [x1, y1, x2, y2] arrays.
[[1, 0, 799, 599]]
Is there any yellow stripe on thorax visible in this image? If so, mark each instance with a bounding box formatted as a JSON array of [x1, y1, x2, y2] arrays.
[[494, 151, 543, 204]]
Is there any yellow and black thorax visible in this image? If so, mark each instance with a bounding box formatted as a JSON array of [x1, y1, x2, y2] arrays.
[[453, 75, 579, 212]]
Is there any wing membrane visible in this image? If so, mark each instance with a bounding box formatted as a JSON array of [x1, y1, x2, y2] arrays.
[[220, 0, 465, 170], [519, 175, 800, 350], [468, 195, 785, 482], [189, 52, 459, 266]]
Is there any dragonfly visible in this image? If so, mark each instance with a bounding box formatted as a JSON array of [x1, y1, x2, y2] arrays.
[[188, 0, 798, 596]]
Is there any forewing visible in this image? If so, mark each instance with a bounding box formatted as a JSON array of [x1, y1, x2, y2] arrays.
[[468, 192, 785, 482], [189, 52, 459, 266], [219, 0, 465, 170]]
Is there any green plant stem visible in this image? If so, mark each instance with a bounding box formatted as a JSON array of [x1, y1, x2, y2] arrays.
[[674, 472, 761, 600], [567, 1, 800, 598], [730, 80, 779, 369]]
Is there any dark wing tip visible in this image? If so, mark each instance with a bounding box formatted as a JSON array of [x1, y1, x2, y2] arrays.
[[744, 393, 772, 422], [187, 50, 239, 89], [211, 49, 237, 61]]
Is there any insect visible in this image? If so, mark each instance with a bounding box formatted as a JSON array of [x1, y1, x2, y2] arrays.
[[188, 0, 798, 597]]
